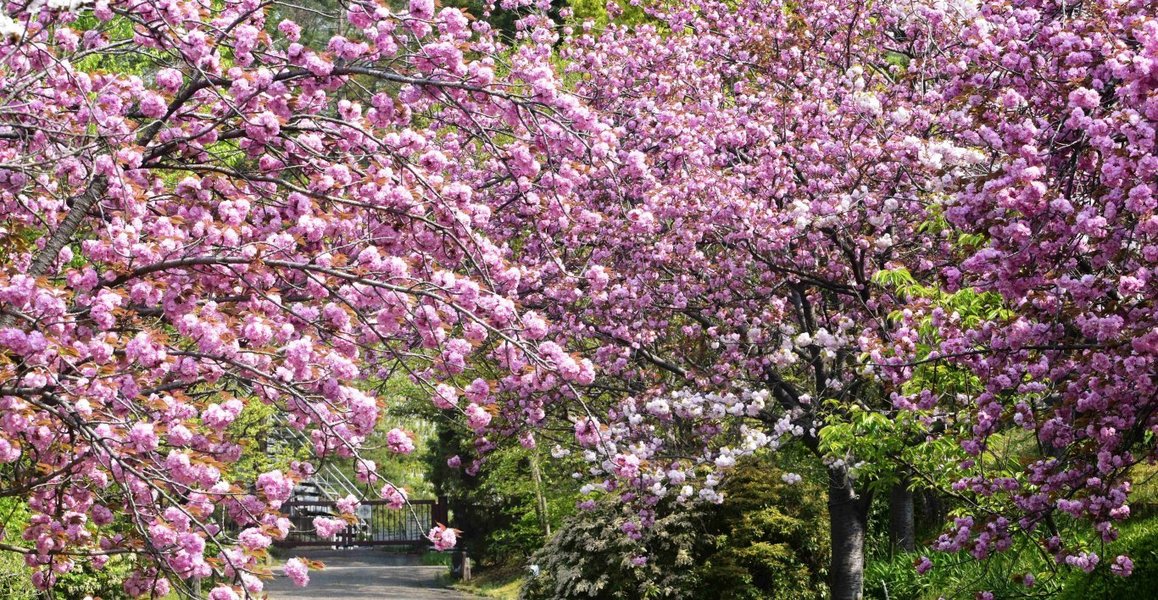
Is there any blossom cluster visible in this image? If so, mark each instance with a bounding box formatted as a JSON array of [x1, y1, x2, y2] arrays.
[[1, 0, 1155, 596], [0, 0, 599, 595], [568, 389, 788, 512]]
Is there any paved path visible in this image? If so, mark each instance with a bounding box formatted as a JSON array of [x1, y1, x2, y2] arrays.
[[265, 548, 477, 599]]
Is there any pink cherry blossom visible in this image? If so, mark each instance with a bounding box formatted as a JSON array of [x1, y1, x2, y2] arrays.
[[284, 558, 309, 587], [380, 484, 408, 509], [207, 586, 239, 600], [385, 428, 415, 454], [312, 517, 346, 540], [428, 524, 458, 551]]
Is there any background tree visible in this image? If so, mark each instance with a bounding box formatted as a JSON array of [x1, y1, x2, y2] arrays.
[[477, 2, 975, 597], [467, 1, 1157, 597], [0, 0, 600, 597]]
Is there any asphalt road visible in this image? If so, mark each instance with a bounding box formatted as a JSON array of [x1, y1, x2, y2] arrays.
[[264, 548, 478, 599]]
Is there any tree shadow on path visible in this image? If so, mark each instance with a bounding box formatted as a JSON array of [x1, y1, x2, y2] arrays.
[[265, 548, 478, 599]]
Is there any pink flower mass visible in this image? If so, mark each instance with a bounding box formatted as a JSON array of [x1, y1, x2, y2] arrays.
[[428, 524, 458, 551], [312, 517, 347, 540], [283, 558, 309, 587], [0, 0, 1154, 598]]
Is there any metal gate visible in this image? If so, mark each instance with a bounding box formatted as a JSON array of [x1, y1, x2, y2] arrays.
[[277, 498, 449, 548]]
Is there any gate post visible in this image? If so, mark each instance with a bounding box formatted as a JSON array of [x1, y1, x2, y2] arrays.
[[451, 550, 472, 581], [434, 496, 449, 526]]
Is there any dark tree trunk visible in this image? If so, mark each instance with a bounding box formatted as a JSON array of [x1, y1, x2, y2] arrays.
[[828, 465, 872, 600], [918, 489, 946, 537], [888, 478, 916, 555]]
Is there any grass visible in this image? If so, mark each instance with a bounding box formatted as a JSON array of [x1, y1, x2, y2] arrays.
[[422, 550, 454, 567], [452, 563, 525, 600]]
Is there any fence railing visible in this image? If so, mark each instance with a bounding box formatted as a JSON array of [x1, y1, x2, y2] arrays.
[[276, 498, 448, 548]]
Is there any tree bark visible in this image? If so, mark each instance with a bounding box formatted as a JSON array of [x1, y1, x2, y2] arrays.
[[27, 176, 107, 278], [0, 176, 106, 329], [888, 478, 916, 555], [828, 465, 871, 600], [529, 448, 550, 538], [918, 489, 946, 537]]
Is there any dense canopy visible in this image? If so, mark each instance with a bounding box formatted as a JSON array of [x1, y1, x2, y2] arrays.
[[0, 0, 1155, 598]]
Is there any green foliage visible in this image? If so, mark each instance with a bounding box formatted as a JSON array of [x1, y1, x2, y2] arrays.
[[1132, 463, 1158, 515], [353, 372, 457, 497], [884, 51, 911, 69], [422, 550, 454, 566], [819, 405, 918, 491], [693, 456, 830, 600], [223, 399, 303, 486], [359, 410, 440, 497], [565, 0, 648, 28], [1058, 517, 1158, 599], [520, 454, 830, 600], [456, 567, 525, 600], [0, 498, 34, 600], [0, 498, 134, 600], [71, 13, 162, 77], [0, 551, 33, 600], [479, 446, 577, 560], [864, 516, 1158, 599], [49, 555, 136, 600], [864, 542, 1064, 600], [225, 372, 436, 499], [519, 500, 703, 600], [428, 419, 581, 566]]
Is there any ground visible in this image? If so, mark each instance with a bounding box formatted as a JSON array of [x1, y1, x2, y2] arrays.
[[265, 548, 477, 599]]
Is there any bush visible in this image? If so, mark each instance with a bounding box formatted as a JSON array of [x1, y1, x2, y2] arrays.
[[692, 458, 829, 600], [0, 550, 34, 600], [0, 498, 33, 600], [865, 515, 1158, 599], [48, 555, 136, 600], [864, 538, 1067, 599], [519, 500, 704, 600], [0, 497, 136, 600], [520, 454, 830, 600]]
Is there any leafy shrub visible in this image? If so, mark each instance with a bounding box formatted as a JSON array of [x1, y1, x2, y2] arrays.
[[0, 549, 34, 600], [519, 500, 704, 600], [0, 497, 136, 600], [865, 515, 1158, 599], [0, 498, 34, 600], [864, 540, 1066, 599], [692, 457, 829, 600], [49, 555, 136, 600], [520, 454, 829, 600]]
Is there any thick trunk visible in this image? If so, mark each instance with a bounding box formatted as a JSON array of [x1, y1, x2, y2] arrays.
[[888, 478, 916, 555], [828, 465, 871, 600]]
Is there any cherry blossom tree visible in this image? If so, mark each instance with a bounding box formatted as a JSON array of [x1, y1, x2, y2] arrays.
[[0, 0, 597, 597], [2, 0, 1156, 599], [926, 0, 1158, 579], [469, 0, 1156, 598], [473, 1, 978, 597]]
